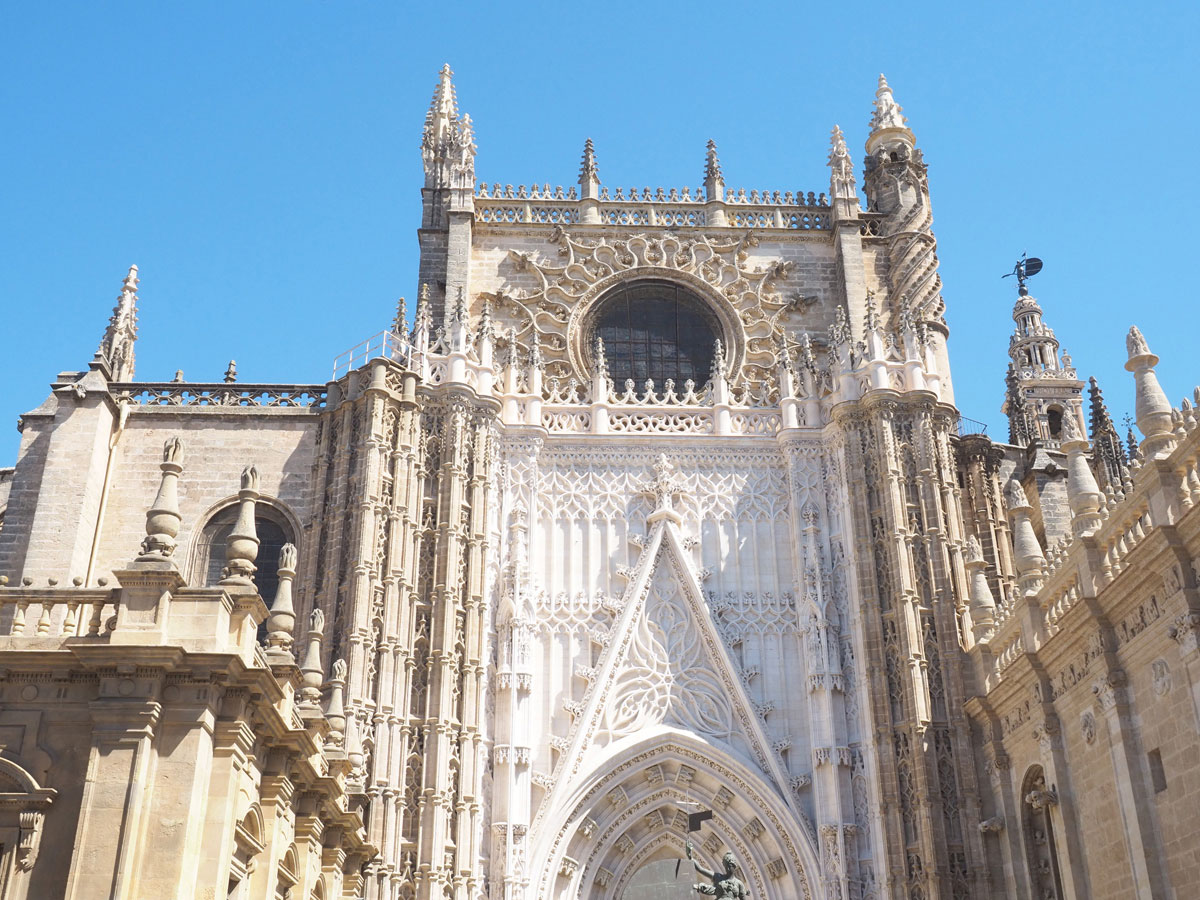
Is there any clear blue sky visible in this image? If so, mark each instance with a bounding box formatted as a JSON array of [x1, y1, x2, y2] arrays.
[[2, 1, 1196, 463]]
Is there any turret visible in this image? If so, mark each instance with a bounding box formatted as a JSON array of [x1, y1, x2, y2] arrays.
[[418, 65, 476, 322], [861, 76, 952, 399], [1002, 282, 1085, 447]]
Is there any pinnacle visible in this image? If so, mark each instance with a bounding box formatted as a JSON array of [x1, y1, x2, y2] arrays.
[[868, 73, 910, 138], [704, 139, 723, 183], [425, 63, 459, 130], [579, 137, 599, 183]]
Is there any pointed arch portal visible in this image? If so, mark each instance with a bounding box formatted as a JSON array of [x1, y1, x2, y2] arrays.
[[520, 463, 820, 899], [531, 733, 817, 900]]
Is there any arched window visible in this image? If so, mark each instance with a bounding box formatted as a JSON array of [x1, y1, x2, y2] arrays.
[[592, 281, 719, 387], [1046, 407, 1063, 442], [195, 504, 295, 603]]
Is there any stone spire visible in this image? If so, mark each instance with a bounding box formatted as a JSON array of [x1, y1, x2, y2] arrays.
[[1088, 376, 1128, 487], [1125, 325, 1175, 458], [392, 297, 408, 338], [579, 137, 600, 199], [1003, 284, 1084, 447], [827, 125, 859, 218], [703, 139, 724, 201], [866, 74, 915, 155], [94, 265, 139, 381], [860, 75, 951, 400], [420, 64, 475, 193]]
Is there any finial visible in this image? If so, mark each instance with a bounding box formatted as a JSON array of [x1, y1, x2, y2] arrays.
[[1060, 409, 1082, 443], [579, 138, 600, 184], [964, 532, 996, 641], [94, 264, 140, 381], [828, 125, 853, 177], [640, 453, 686, 525], [594, 335, 610, 381], [325, 658, 348, 748], [266, 542, 298, 659], [478, 297, 494, 341], [136, 437, 185, 564], [415, 284, 433, 328], [1125, 325, 1153, 361], [863, 289, 879, 333], [220, 465, 260, 586], [1125, 325, 1174, 456], [870, 74, 908, 132], [710, 338, 727, 383], [299, 608, 326, 708], [392, 297, 409, 337], [964, 533, 985, 565], [529, 330, 544, 371], [799, 332, 817, 371], [1005, 478, 1031, 510], [703, 139, 724, 196], [448, 285, 468, 328], [830, 305, 851, 348], [224, 360, 238, 383], [172, 369, 184, 383], [425, 63, 459, 136]]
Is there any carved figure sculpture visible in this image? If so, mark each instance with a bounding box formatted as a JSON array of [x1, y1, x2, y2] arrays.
[[686, 840, 749, 899]]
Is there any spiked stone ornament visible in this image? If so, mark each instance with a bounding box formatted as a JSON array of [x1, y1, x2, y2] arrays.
[[137, 438, 184, 564], [94, 265, 139, 381], [1061, 414, 1104, 536], [266, 543, 298, 658], [221, 466, 260, 586], [392, 297, 409, 338], [640, 454, 686, 526], [224, 360, 238, 383], [964, 534, 997, 643], [325, 658, 348, 749], [703, 139, 724, 197], [579, 138, 600, 192], [299, 608, 327, 708], [1004, 479, 1046, 596], [1125, 325, 1175, 459], [867, 74, 914, 146]]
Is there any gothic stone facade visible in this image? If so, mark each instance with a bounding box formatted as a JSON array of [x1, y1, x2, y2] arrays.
[[0, 68, 1195, 900]]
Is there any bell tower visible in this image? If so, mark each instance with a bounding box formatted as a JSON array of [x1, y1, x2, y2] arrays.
[[1001, 272, 1085, 447]]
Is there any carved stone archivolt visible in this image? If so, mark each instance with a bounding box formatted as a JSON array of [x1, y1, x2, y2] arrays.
[[530, 740, 817, 900], [498, 229, 809, 388]]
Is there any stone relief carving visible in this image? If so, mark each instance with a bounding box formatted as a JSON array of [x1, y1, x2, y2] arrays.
[[601, 557, 735, 743], [497, 229, 808, 389]]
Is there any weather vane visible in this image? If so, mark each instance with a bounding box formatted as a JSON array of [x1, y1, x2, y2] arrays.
[[1001, 253, 1044, 293]]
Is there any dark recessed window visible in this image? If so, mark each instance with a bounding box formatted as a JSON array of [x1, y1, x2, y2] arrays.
[[593, 281, 719, 387]]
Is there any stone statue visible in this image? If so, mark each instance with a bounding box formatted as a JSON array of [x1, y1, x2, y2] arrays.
[[685, 841, 749, 899]]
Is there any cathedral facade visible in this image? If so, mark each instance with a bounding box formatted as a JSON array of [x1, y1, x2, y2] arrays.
[[0, 68, 1196, 900]]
